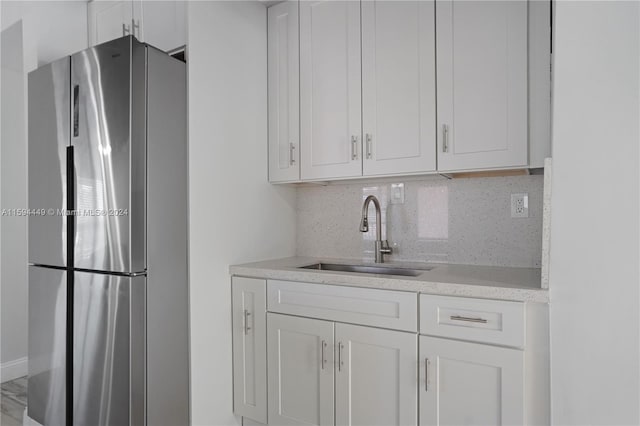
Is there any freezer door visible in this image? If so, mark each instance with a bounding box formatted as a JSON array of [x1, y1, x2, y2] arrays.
[[28, 266, 67, 426], [73, 271, 146, 426], [28, 57, 70, 268], [70, 36, 146, 273]]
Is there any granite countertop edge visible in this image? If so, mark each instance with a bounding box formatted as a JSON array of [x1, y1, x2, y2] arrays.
[[229, 257, 549, 304]]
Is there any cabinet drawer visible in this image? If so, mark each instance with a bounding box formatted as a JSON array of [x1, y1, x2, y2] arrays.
[[267, 280, 418, 332], [419, 294, 525, 348]]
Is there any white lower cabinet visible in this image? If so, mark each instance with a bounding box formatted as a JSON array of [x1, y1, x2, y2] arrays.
[[266, 314, 417, 426], [232, 279, 548, 426], [336, 323, 417, 426], [419, 336, 524, 426], [267, 313, 335, 426], [232, 277, 268, 423]]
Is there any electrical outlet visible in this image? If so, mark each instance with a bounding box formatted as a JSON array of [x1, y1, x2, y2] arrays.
[[511, 193, 529, 218], [390, 183, 405, 204]]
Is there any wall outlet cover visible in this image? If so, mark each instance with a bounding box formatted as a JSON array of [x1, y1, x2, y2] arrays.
[[511, 193, 529, 218], [391, 183, 405, 204]]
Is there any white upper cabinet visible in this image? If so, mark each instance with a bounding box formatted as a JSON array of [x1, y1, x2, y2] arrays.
[[335, 323, 418, 426], [300, 1, 362, 180], [88, 1, 186, 52], [88, 1, 133, 46], [419, 335, 524, 426], [436, 0, 528, 172], [361, 1, 436, 176], [267, 0, 550, 182], [268, 1, 300, 183], [134, 1, 186, 52]]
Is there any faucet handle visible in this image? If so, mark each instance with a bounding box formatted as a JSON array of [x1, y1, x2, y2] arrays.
[[380, 240, 392, 255]]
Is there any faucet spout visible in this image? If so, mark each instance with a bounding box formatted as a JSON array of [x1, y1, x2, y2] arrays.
[[359, 195, 392, 263]]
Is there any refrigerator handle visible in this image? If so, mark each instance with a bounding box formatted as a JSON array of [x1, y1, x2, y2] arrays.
[[66, 146, 75, 217], [73, 85, 79, 137], [65, 145, 75, 426]]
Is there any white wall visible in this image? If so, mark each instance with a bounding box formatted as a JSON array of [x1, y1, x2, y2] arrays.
[[1, 0, 87, 68], [187, 2, 297, 424], [1, 21, 28, 381], [549, 2, 639, 424], [0, 0, 87, 380]]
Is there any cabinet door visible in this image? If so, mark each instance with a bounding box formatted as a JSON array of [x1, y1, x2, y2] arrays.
[[361, 1, 436, 176], [335, 324, 417, 426], [134, 1, 187, 52], [232, 277, 267, 423], [300, 1, 362, 180], [88, 1, 133, 46], [267, 313, 334, 426], [419, 336, 524, 426], [436, 1, 527, 172], [268, 1, 300, 182]]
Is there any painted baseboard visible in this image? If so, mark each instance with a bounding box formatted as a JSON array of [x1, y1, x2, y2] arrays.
[[24, 411, 42, 426], [1, 356, 27, 382]]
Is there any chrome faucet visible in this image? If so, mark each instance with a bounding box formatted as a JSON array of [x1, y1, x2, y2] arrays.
[[359, 195, 392, 263]]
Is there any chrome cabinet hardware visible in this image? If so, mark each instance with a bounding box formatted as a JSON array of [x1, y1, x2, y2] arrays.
[[338, 342, 344, 371], [450, 315, 488, 324], [132, 19, 140, 37], [243, 309, 252, 334], [290, 143, 296, 165], [351, 135, 359, 160], [122, 23, 131, 36], [365, 134, 373, 159], [425, 358, 430, 391], [321, 340, 327, 369], [442, 124, 449, 153]]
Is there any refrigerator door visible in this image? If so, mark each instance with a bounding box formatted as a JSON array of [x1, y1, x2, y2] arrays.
[[73, 270, 146, 426], [70, 36, 146, 274], [28, 266, 67, 426], [28, 57, 70, 268]]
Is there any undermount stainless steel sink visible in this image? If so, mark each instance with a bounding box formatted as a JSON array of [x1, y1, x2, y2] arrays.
[[299, 263, 432, 277]]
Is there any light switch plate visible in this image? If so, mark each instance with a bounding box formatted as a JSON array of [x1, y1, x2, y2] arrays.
[[511, 193, 529, 218], [391, 183, 405, 204]]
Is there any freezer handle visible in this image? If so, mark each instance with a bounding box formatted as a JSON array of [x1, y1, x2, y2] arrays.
[[73, 85, 79, 137]]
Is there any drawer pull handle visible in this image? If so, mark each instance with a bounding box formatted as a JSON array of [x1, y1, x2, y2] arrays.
[[338, 342, 344, 371], [450, 315, 488, 324]]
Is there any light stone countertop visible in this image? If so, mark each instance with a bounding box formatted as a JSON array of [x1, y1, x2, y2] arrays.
[[229, 257, 549, 303]]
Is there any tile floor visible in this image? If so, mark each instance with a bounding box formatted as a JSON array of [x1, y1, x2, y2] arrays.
[[1, 376, 27, 425]]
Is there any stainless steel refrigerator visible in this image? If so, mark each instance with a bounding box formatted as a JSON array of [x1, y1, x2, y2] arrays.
[[27, 36, 189, 426]]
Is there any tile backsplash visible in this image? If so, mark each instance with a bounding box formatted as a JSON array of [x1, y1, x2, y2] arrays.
[[296, 175, 544, 268]]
